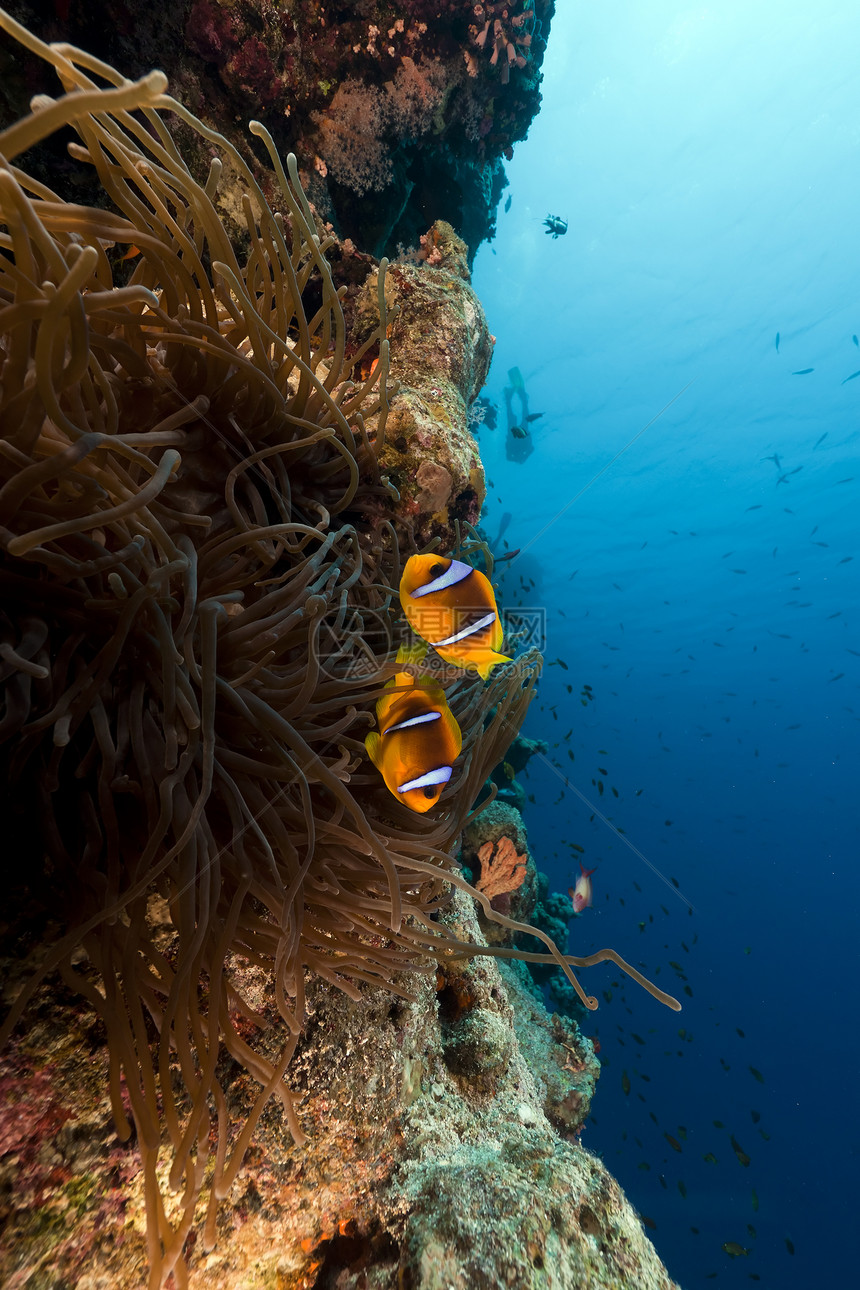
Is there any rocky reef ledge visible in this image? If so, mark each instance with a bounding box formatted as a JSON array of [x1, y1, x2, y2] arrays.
[[2, 881, 679, 1290]]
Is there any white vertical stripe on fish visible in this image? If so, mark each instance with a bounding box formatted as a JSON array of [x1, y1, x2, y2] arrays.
[[409, 558, 473, 598], [398, 766, 452, 793], [383, 711, 442, 735], [429, 610, 496, 648]]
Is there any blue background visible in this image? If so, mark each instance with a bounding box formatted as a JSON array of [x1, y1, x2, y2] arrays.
[[472, 2, 858, 1285]]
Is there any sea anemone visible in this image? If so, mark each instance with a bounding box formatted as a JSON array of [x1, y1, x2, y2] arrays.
[[0, 10, 678, 1286]]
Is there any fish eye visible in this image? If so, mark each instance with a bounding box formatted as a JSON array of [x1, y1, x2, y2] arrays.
[[430, 562, 445, 578], [423, 785, 437, 799]]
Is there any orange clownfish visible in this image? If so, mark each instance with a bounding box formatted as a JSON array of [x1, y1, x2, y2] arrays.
[[365, 669, 462, 813], [399, 554, 511, 680], [569, 863, 596, 913]]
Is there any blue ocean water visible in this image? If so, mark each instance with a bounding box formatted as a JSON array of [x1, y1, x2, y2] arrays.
[[472, 3, 858, 1286]]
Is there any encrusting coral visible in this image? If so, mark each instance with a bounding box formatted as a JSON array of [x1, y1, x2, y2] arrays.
[[0, 10, 678, 1286]]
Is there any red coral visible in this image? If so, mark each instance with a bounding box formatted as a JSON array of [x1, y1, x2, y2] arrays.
[[474, 834, 527, 899]]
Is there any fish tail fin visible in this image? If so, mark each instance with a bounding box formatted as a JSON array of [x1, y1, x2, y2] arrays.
[[477, 651, 513, 682], [364, 732, 381, 767]]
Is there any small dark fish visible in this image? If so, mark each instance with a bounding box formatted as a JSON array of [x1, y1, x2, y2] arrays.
[[745, 504, 763, 511], [510, 424, 529, 439], [842, 369, 860, 384], [760, 453, 781, 466], [664, 1133, 682, 1153], [525, 412, 544, 423], [678, 1180, 687, 1198], [495, 548, 520, 563], [813, 432, 828, 449], [703, 1153, 718, 1165], [785, 1237, 795, 1255], [751, 1189, 759, 1212], [749, 1066, 765, 1084], [854, 335, 859, 347], [750, 1109, 761, 1123], [722, 1242, 749, 1258], [642, 1216, 657, 1231], [622, 1070, 631, 1096], [730, 1135, 751, 1167], [791, 367, 814, 375], [828, 672, 845, 683], [775, 331, 780, 352], [504, 194, 512, 212]]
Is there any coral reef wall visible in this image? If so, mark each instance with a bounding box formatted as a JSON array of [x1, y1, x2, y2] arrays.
[[0, 891, 680, 1290], [0, 0, 556, 258]]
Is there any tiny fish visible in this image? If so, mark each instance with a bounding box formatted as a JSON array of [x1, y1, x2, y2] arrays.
[[642, 1216, 657, 1231], [510, 424, 529, 439], [791, 367, 814, 375], [750, 1109, 761, 1123], [842, 369, 860, 384], [749, 1066, 765, 1084], [703, 1152, 718, 1164], [751, 1189, 759, 1212], [730, 1135, 751, 1167], [828, 672, 845, 683], [745, 504, 763, 511], [569, 862, 596, 913], [622, 1070, 631, 1096], [504, 194, 512, 212], [854, 334, 859, 347], [664, 1133, 682, 1153], [525, 412, 544, 423], [678, 1180, 687, 1198], [775, 331, 780, 352], [813, 432, 828, 449], [722, 1242, 749, 1258], [785, 1237, 795, 1255]]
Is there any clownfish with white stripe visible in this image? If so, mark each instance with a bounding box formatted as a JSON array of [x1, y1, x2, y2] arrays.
[[399, 554, 512, 680], [365, 664, 463, 813]]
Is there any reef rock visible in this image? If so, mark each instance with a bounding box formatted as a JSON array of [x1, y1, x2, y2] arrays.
[[0, 0, 557, 258], [370, 222, 491, 549], [0, 891, 679, 1290]]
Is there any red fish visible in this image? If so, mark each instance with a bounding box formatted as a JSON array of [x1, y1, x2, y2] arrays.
[[569, 863, 596, 913]]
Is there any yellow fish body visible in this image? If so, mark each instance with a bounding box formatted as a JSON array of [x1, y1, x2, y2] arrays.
[[399, 554, 511, 680], [365, 670, 462, 813]]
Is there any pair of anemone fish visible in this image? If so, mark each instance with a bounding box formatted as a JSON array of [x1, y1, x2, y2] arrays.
[[365, 554, 510, 814]]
